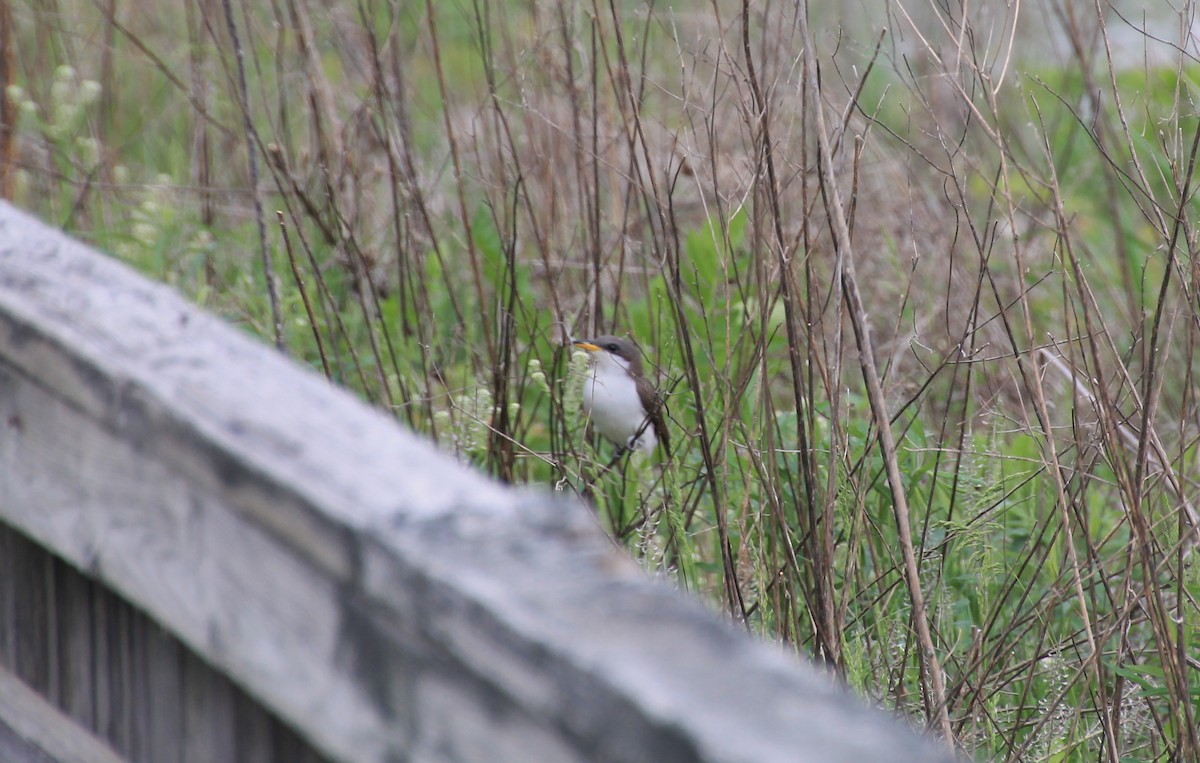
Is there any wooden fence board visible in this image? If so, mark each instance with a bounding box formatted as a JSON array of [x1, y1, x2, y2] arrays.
[[51, 556, 94, 727], [0, 663, 127, 763]]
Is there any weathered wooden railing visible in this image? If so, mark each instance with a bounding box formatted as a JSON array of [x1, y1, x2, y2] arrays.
[[0, 201, 954, 763]]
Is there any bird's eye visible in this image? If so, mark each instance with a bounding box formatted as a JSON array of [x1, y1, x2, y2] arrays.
[[607, 343, 618, 352]]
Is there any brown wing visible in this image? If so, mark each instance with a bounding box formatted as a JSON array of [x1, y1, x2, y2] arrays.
[[636, 376, 670, 457]]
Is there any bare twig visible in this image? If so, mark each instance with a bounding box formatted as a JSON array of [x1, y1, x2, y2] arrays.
[[219, 0, 284, 351]]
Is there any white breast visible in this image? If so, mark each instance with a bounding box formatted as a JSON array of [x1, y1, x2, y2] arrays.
[[581, 354, 657, 454]]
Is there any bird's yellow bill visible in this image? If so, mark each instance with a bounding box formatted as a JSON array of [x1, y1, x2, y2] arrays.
[[572, 341, 600, 352]]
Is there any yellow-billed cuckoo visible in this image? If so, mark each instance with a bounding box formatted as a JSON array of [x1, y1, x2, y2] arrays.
[[572, 335, 669, 456]]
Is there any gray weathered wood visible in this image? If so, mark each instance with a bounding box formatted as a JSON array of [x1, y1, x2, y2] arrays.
[[0, 200, 956, 763], [52, 558, 95, 730], [0, 664, 128, 763]]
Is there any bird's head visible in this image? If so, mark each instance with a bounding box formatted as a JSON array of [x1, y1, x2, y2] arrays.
[[572, 335, 644, 376]]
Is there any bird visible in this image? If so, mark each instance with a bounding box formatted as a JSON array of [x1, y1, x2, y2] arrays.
[[571, 335, 669, 457]]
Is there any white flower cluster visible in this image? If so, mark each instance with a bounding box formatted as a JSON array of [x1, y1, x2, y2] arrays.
[[8, 66, 103, 172], [435, 385, 519, 461], [563, 348, 590, 418]]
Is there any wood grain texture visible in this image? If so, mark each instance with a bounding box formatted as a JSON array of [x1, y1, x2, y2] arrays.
[[0, 663, 128, 763], [0, 517, 331, 763], [51, 556, 94, 726], [0, 200, 956, 763]]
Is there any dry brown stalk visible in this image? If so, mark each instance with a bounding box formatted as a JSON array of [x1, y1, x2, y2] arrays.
[[793, 0, 954, 746]]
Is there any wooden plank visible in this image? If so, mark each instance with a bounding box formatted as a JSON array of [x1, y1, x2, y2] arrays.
[[0, 662, 128, 763], [125, 606, 150, 763], [180, 651, 235, 763], [0, 522, 16, 669], [270, 722, 326, 763], [107, 596, 135, 757], [142, 621, 183, 763], [10, 523, 50, 694], [0, 518, 326, 763], [89, 577, 112, 746], [232, 692, 274, 763], [52, 557, 95, 731], [42, 554, 60, 707], [0, 200, 956, 763], [0, 358, 377, 761]]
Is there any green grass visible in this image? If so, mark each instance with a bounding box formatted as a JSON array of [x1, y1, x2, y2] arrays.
[[7, 1, 1200, 760]]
